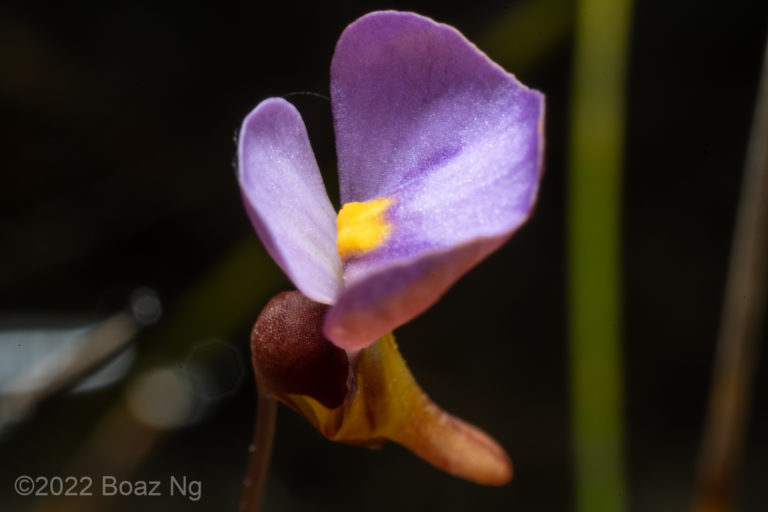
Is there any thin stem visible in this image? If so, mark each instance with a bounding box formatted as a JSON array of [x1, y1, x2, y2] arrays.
[[692, 34, 768, 512], [238, 387, 277, 512], [567, 0, 632, 510]]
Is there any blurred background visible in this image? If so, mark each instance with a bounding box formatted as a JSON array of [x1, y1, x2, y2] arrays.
[[1, 0, 767, 511]]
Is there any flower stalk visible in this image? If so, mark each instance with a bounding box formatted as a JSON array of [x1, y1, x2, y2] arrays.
[[238, 388, 277, 512]]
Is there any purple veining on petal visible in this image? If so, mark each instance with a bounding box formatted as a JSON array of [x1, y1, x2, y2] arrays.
[[332, 11, 541, 205], [397, 144, 463, 190], [325, 11, 545, 348], [238, 11, 545, 350]]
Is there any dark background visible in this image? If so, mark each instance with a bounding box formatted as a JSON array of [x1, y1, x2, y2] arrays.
[[1, 1, 767, 511]]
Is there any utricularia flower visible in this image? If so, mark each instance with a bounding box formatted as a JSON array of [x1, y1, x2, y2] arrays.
[[238, 11, 544, 485]]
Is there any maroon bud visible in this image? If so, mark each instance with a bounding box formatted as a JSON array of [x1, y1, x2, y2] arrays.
[[251, 291, 350, 409]]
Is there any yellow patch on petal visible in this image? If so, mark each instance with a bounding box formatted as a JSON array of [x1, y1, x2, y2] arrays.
[[336, 197, 394, 259]]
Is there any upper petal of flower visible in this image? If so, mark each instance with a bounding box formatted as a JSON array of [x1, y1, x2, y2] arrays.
[[326, 11, 544, 349], [238, 98, 342, 304]]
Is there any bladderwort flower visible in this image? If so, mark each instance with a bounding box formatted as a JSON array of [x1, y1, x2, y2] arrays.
[[238, 11, 544, 485]]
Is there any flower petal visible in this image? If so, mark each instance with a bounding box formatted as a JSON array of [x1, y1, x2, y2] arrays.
[[325, 238, 508, 349], [238, 98, 342, 304], [326, 11, 544, 348]]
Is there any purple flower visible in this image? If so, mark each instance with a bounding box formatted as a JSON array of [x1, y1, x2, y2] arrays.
[[240, 10, 546, 485], [238, 11, 544, 351]]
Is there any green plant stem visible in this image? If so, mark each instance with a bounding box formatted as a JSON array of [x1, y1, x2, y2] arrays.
[[568, 0, 632, 510], [238, 388, 277, 512], [692, 34, 768, 512]]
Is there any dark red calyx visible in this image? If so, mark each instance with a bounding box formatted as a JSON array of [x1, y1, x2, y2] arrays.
[[251, 291, 349, 409]]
